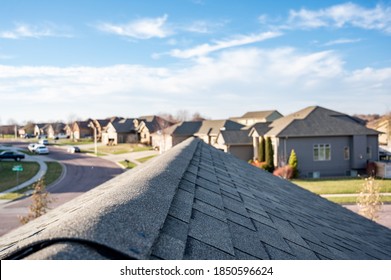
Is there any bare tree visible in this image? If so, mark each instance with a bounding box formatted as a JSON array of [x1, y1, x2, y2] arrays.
[[19, 178, 54, 224], [357, 177, 383, 221]]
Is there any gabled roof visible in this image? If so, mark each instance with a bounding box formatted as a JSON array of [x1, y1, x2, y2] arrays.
[[249, 122, 272, 137], [195, 120, 244, 136], [112, 118, 137, 133], [267, 106, 380, 137], [1, 138, 390, 260], [241, 110, 282, 119], [219, 129, 252, 145], [172, 121, 202, 137]]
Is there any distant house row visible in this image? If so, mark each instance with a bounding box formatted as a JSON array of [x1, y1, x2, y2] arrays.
[[4, 115, 174, 146], [152, 106, 386, 178], [2, 105, 389, 177]]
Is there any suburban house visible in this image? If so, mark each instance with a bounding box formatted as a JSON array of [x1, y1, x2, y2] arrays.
[[230, 110, 283, 125], [1, 138, 390, 260], [151, 121, 203, 152], [137, 115, 174, 145], [368, 115, 391, 147], [90, 118, 114, 142], [215, 128, 253, 161], [250, 106, 380, 177], [72, 120, 94, 140], [102, 118, 139, 145], [194, 119, 245, 145]]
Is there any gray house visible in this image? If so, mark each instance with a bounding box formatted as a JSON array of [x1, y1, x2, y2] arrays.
[[1, 138, 390, 260], [250, 106, 380, 177]]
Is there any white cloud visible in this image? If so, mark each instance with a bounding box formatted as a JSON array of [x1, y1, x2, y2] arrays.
[[1, 46, 390, 122], [323, 38, 362, 46], [0, 23, 72, 39], [169, 31, 282, 58], [97, 14, 172, 39], [288, 2, 391, 33]]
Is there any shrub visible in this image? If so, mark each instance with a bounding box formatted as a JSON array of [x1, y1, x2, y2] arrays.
[[357, 177, 382, 221], [288, 149, 298, 178], [258, 137, 265, 162], [273, 165, 294, 179], [265, 137, 274, 172]]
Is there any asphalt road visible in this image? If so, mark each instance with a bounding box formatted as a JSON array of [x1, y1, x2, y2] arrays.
[[0, 142, 124, 236]]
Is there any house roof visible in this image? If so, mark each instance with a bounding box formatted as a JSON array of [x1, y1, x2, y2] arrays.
[[1, 138, 391, 260], [267, 106, 380, 137], [241, 110, 281, 119], [195, 120, 244, 136], [249, 122, 272, 137], [219, 129, 252, 145], [112, 118, 137, 133], [172, 121, 203, 137]]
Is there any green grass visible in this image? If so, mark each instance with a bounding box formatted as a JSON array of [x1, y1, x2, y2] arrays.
[[0, 161, 40, 192], [292, 178, 391, 195], [325, 195, 391, 204], [118, 160, 138, 169], [89, 144, 152, 155], [136, 155, 158, 163], [0, 161, 63, 200]]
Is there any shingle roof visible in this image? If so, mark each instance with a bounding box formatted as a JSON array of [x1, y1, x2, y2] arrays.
[[241, 110, 279, 119], [267, 106, 380, 137], [1, 138, 390, 260], [219, 129, 252, 145], [112, 118, 137, 133], [196, 120, 244, 136], [172, 121, 203, 137]]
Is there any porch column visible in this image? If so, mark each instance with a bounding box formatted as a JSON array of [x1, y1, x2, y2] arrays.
[[253, 136, 259, 161]]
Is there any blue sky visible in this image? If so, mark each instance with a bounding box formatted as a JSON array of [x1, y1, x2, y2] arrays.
[[0, 0, 390, 123]]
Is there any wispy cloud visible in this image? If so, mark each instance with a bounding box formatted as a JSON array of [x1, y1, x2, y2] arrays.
[[183, 20, 227, 34], [169, 31, 282, 58], [288, 2, 391, 33], [3, 46, 389, 122], [96, 14, 172, 39], [0, 23, 72, 39], [322, 38, 362, 46]]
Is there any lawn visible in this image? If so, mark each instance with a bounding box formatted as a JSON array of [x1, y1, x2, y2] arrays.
[[326, 195, 391, 204], [118, 160, 138, 169], [292, 178, 391, 195], [0, 161, 63, 200], [93, 144, 152, 155], [136, 155, 158, 163], [0, 161, 40, 192]]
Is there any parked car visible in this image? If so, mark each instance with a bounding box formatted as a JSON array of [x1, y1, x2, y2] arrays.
[[38, 139, 49, 145], [34, 145, 49, 155], [0, 151, 25, 161], [23, 133, 35, 139], [67, 146, 80, 153], [54, 133, 69, 140], [28, 143, 40, 152]]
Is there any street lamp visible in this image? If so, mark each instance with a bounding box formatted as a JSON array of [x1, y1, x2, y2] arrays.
[[88, 123, 97, 155]]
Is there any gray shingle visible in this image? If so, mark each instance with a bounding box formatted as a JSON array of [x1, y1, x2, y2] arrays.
[[188, 210, 234, 255]]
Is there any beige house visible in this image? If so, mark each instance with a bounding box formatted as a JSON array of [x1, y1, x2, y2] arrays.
[[101, 118, 139, 145], [230, 110, 282, 126]]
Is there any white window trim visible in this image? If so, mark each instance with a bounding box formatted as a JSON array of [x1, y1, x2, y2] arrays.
[[313, 144, 331, 161]]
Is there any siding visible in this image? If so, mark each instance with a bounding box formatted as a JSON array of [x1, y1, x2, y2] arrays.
[[277, 136, 353, 177]]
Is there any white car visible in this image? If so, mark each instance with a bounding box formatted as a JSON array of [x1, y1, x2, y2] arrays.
[[34, 145, 49, 155], [28, 143, 40, 152], [67, 146, 81, 153], [38, 139, 49, 145]]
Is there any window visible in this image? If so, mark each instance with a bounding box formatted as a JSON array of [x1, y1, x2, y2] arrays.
[[314, 144, 331, 161], [344, 146, 350, 160]]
